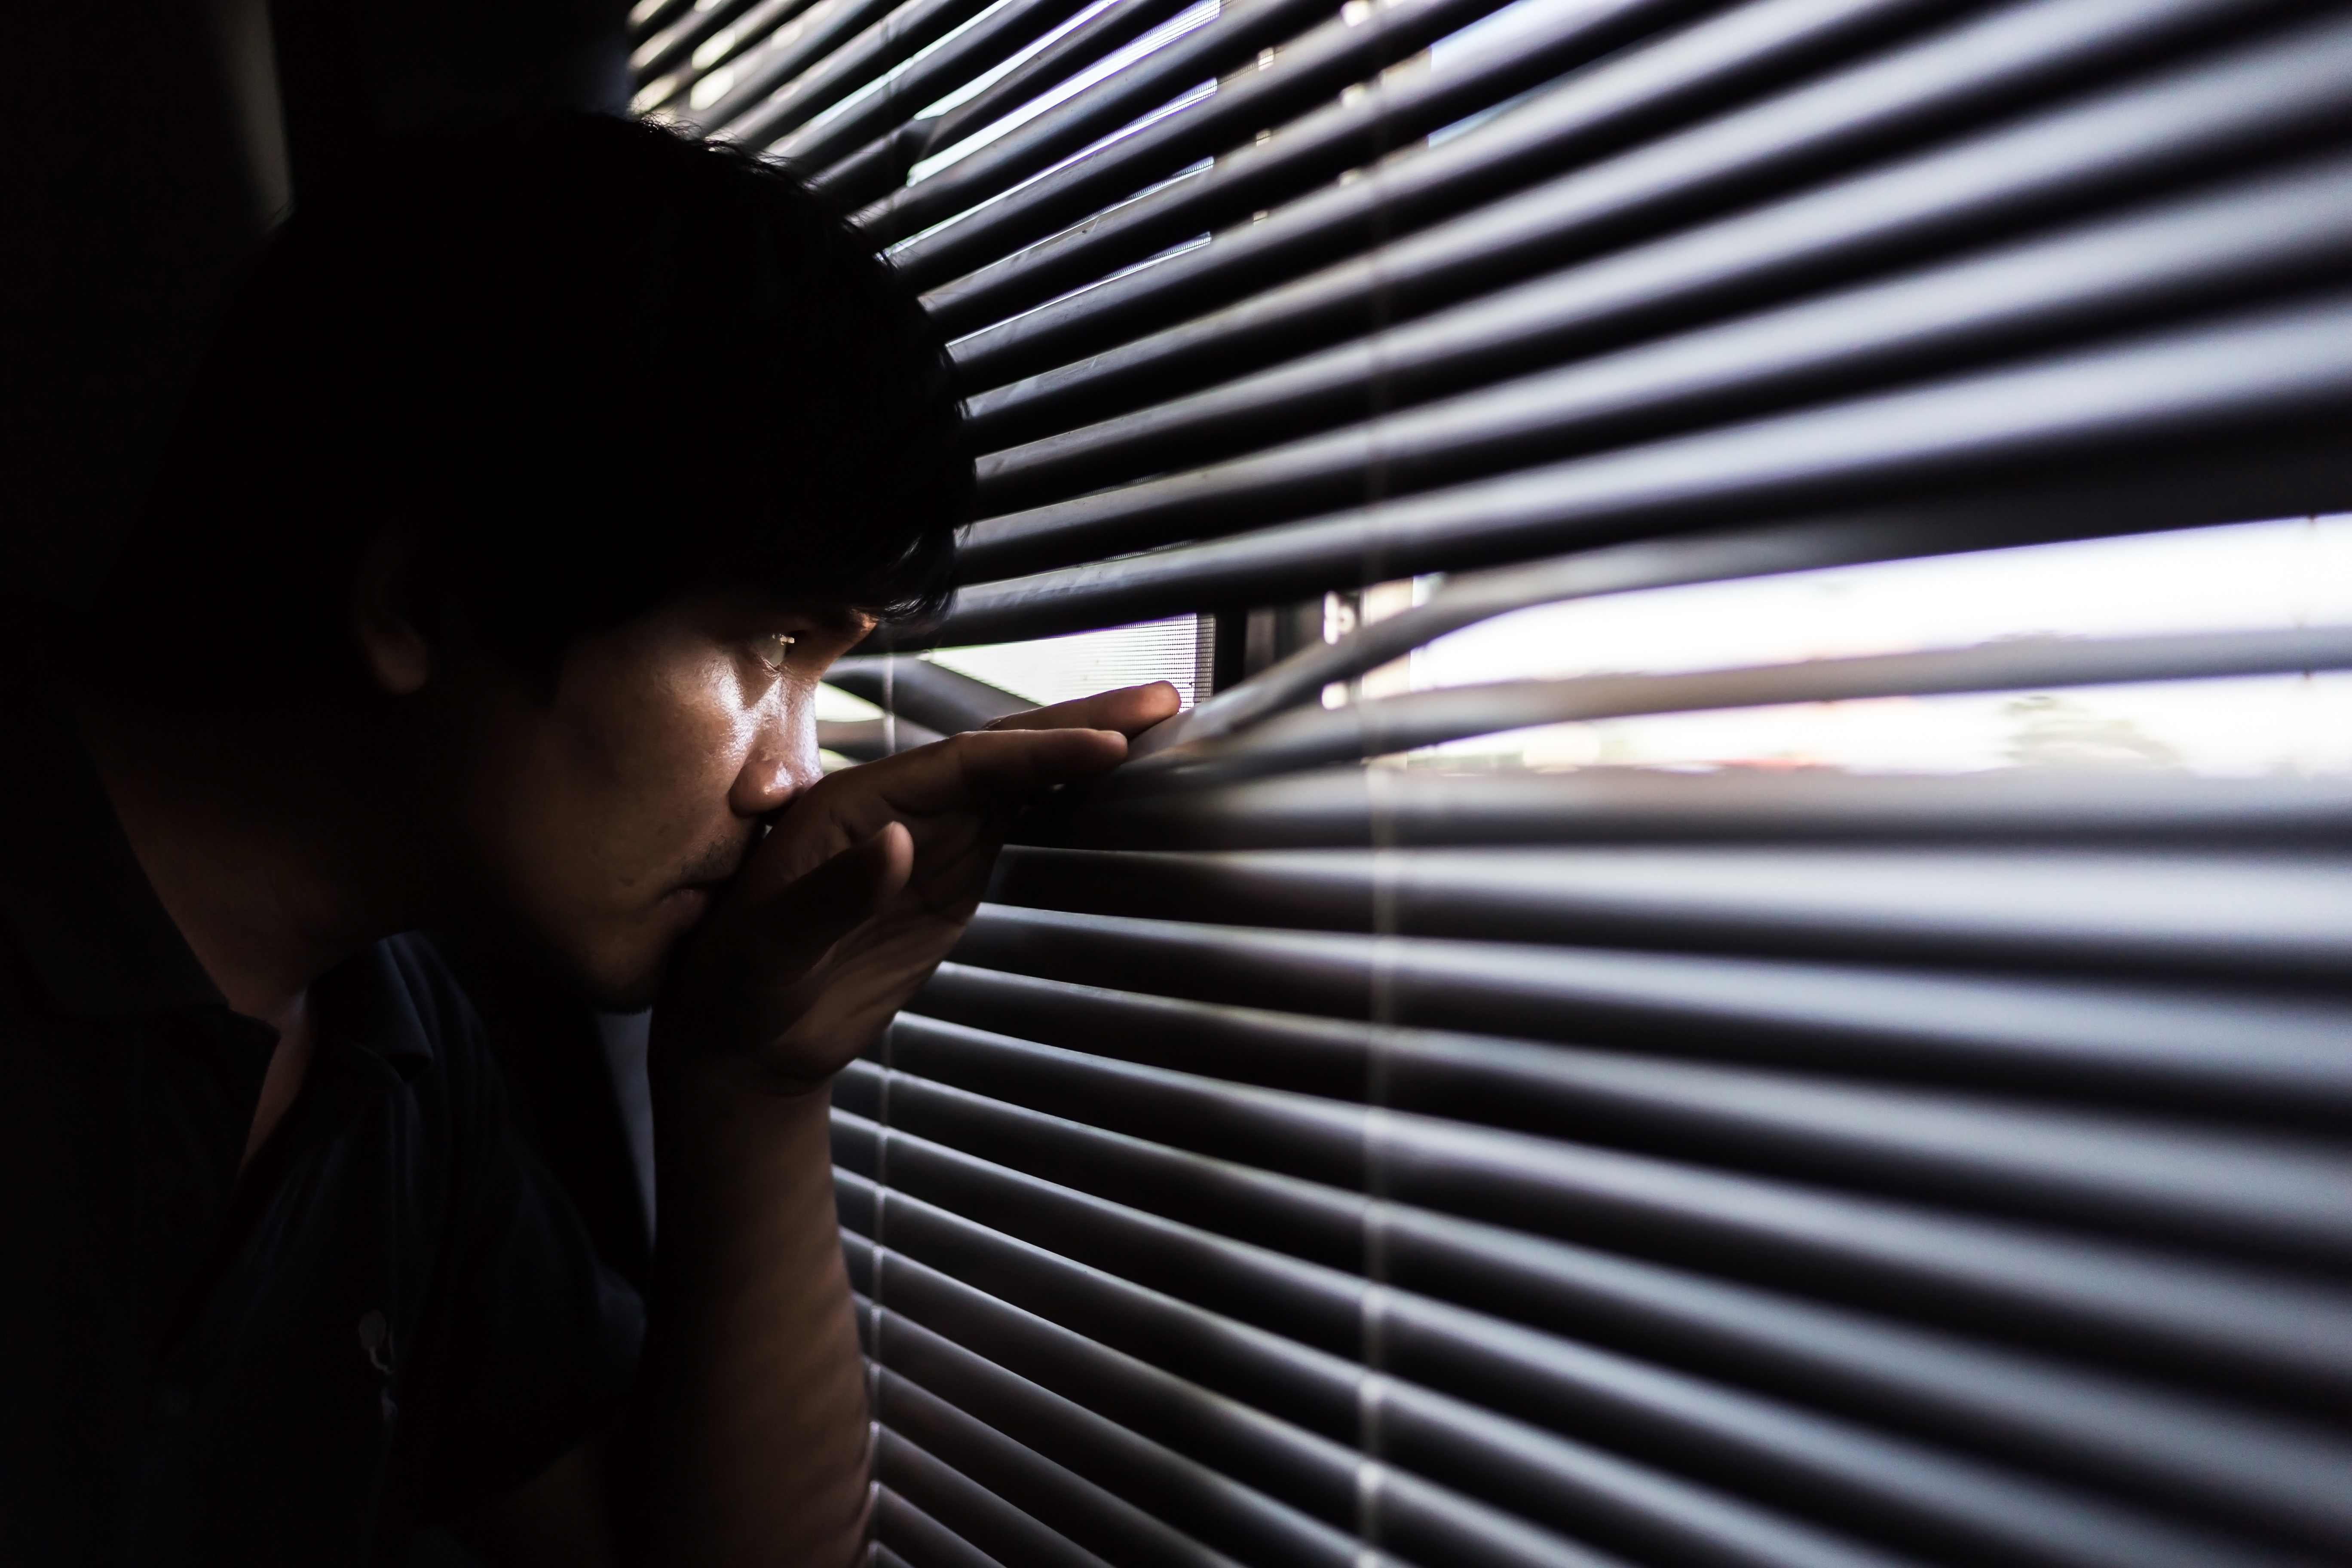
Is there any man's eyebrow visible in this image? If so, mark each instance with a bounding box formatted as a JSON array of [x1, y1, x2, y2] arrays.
[[809, 605, 880, 639], [752, 601, 873, 639]]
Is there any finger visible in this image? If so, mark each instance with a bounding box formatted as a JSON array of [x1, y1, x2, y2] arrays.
[[983, 681, 1180, 738], [736, 822, 912, 970], [908, 729, 1129, 808], [804, 726, 1128, 818]]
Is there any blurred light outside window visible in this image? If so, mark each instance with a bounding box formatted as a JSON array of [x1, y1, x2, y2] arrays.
[[923, 613, 1208, 707], [814, 615, 1208, 766], [813, 684, 886, 722], [1389, 515, 2352, 776]]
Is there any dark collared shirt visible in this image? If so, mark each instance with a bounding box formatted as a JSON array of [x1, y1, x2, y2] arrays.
[[0, 695, 644, 1566]]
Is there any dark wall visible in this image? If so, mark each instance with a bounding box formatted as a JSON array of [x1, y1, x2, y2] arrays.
[[272, 0, 631, 191], [2, 0, 628, 609], [3, 0, 291, 605]]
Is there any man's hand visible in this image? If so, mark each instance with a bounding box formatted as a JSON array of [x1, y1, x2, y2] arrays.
[[614, 682, 1177, 1568], [658, 681, 1179, 1090]]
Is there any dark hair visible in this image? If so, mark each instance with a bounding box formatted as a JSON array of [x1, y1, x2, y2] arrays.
[[94, 112, 964, 702]]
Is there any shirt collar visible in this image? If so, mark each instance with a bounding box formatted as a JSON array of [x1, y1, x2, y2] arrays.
[[315, 941, 439, 1085]]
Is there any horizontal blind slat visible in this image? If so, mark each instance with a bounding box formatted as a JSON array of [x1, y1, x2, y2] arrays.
[[942, 0, 1972, 396], [852, 1210, 1671, 1568], [1366, 1206, 2352, 1550], [874, 1006, 2352, 1263], [877, 1483, 1017, 1568], [813, 0, 1211, 199], [985, 843, 2352, 974], [845, 1049, 1373, 1265], [881, 1424, 1118, 1568], [884, 0, 1526, 292], [836, 1080, 2352, 1395], [910, 441, 2351, 647], [948, 0, 2298, 433], [765, 0, 1106, 180], [1358, 1280, 2322, 1568], [966, 150, 2352, 561], [849, 1032, 2352, 1539], [846, 1229, 1372, 1522], [859, 1288, 1366, 1565], [844, 1190, 1934, 1568], [1372, 1108, 2352, 1395], [834, 1104, 1369, 1355], [631, 0, 771, 81], [927, 297, 2352, 643], [878, 1363, 1250, 1568], [940, 911, 2352, 1108], [668, 0, 906, 129], [855, 0, 1345, 248], [851, 1164, 2352, 1550], [1014, 762, 2352, 850], [630, 0, 701, 46], [838, 1163, 2311, 1565], [847, 1085, 2352, 1418], [705, 0, 1013, 147], [919, 0, 1714, 340]]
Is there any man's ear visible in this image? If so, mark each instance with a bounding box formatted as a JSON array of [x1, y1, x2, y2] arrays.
[[352, 528, 433, 696]]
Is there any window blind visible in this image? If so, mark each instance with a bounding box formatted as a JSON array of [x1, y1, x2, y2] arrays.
[[633, 0, 2352, 1562]]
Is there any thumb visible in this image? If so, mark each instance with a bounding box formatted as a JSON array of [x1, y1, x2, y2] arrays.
[[738, 822, 913, 974], [659, 824, 915, 1077]]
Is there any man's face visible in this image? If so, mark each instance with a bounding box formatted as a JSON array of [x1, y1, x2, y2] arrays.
[[437, 591, 875, 1010]]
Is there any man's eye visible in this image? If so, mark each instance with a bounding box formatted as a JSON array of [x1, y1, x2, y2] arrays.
[[756, 632, 797, 672]]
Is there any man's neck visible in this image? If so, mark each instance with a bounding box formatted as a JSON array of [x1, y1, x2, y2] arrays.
[[73, 703, 419, 1029]]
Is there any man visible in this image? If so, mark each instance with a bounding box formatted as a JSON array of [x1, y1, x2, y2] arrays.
[[0, 113, 1178, 1565]]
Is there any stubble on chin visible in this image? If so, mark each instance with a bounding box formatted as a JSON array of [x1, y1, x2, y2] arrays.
[[671, 832, 751, 892], [585, 833, 753, 1011]]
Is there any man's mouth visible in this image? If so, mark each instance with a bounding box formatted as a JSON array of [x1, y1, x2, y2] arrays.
[[666, 851, 747, 926], [666, 880, 725, 928], [661, 824, 761, 928]]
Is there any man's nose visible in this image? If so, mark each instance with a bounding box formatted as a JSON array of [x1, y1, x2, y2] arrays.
[[729, 701, 821, 818]]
